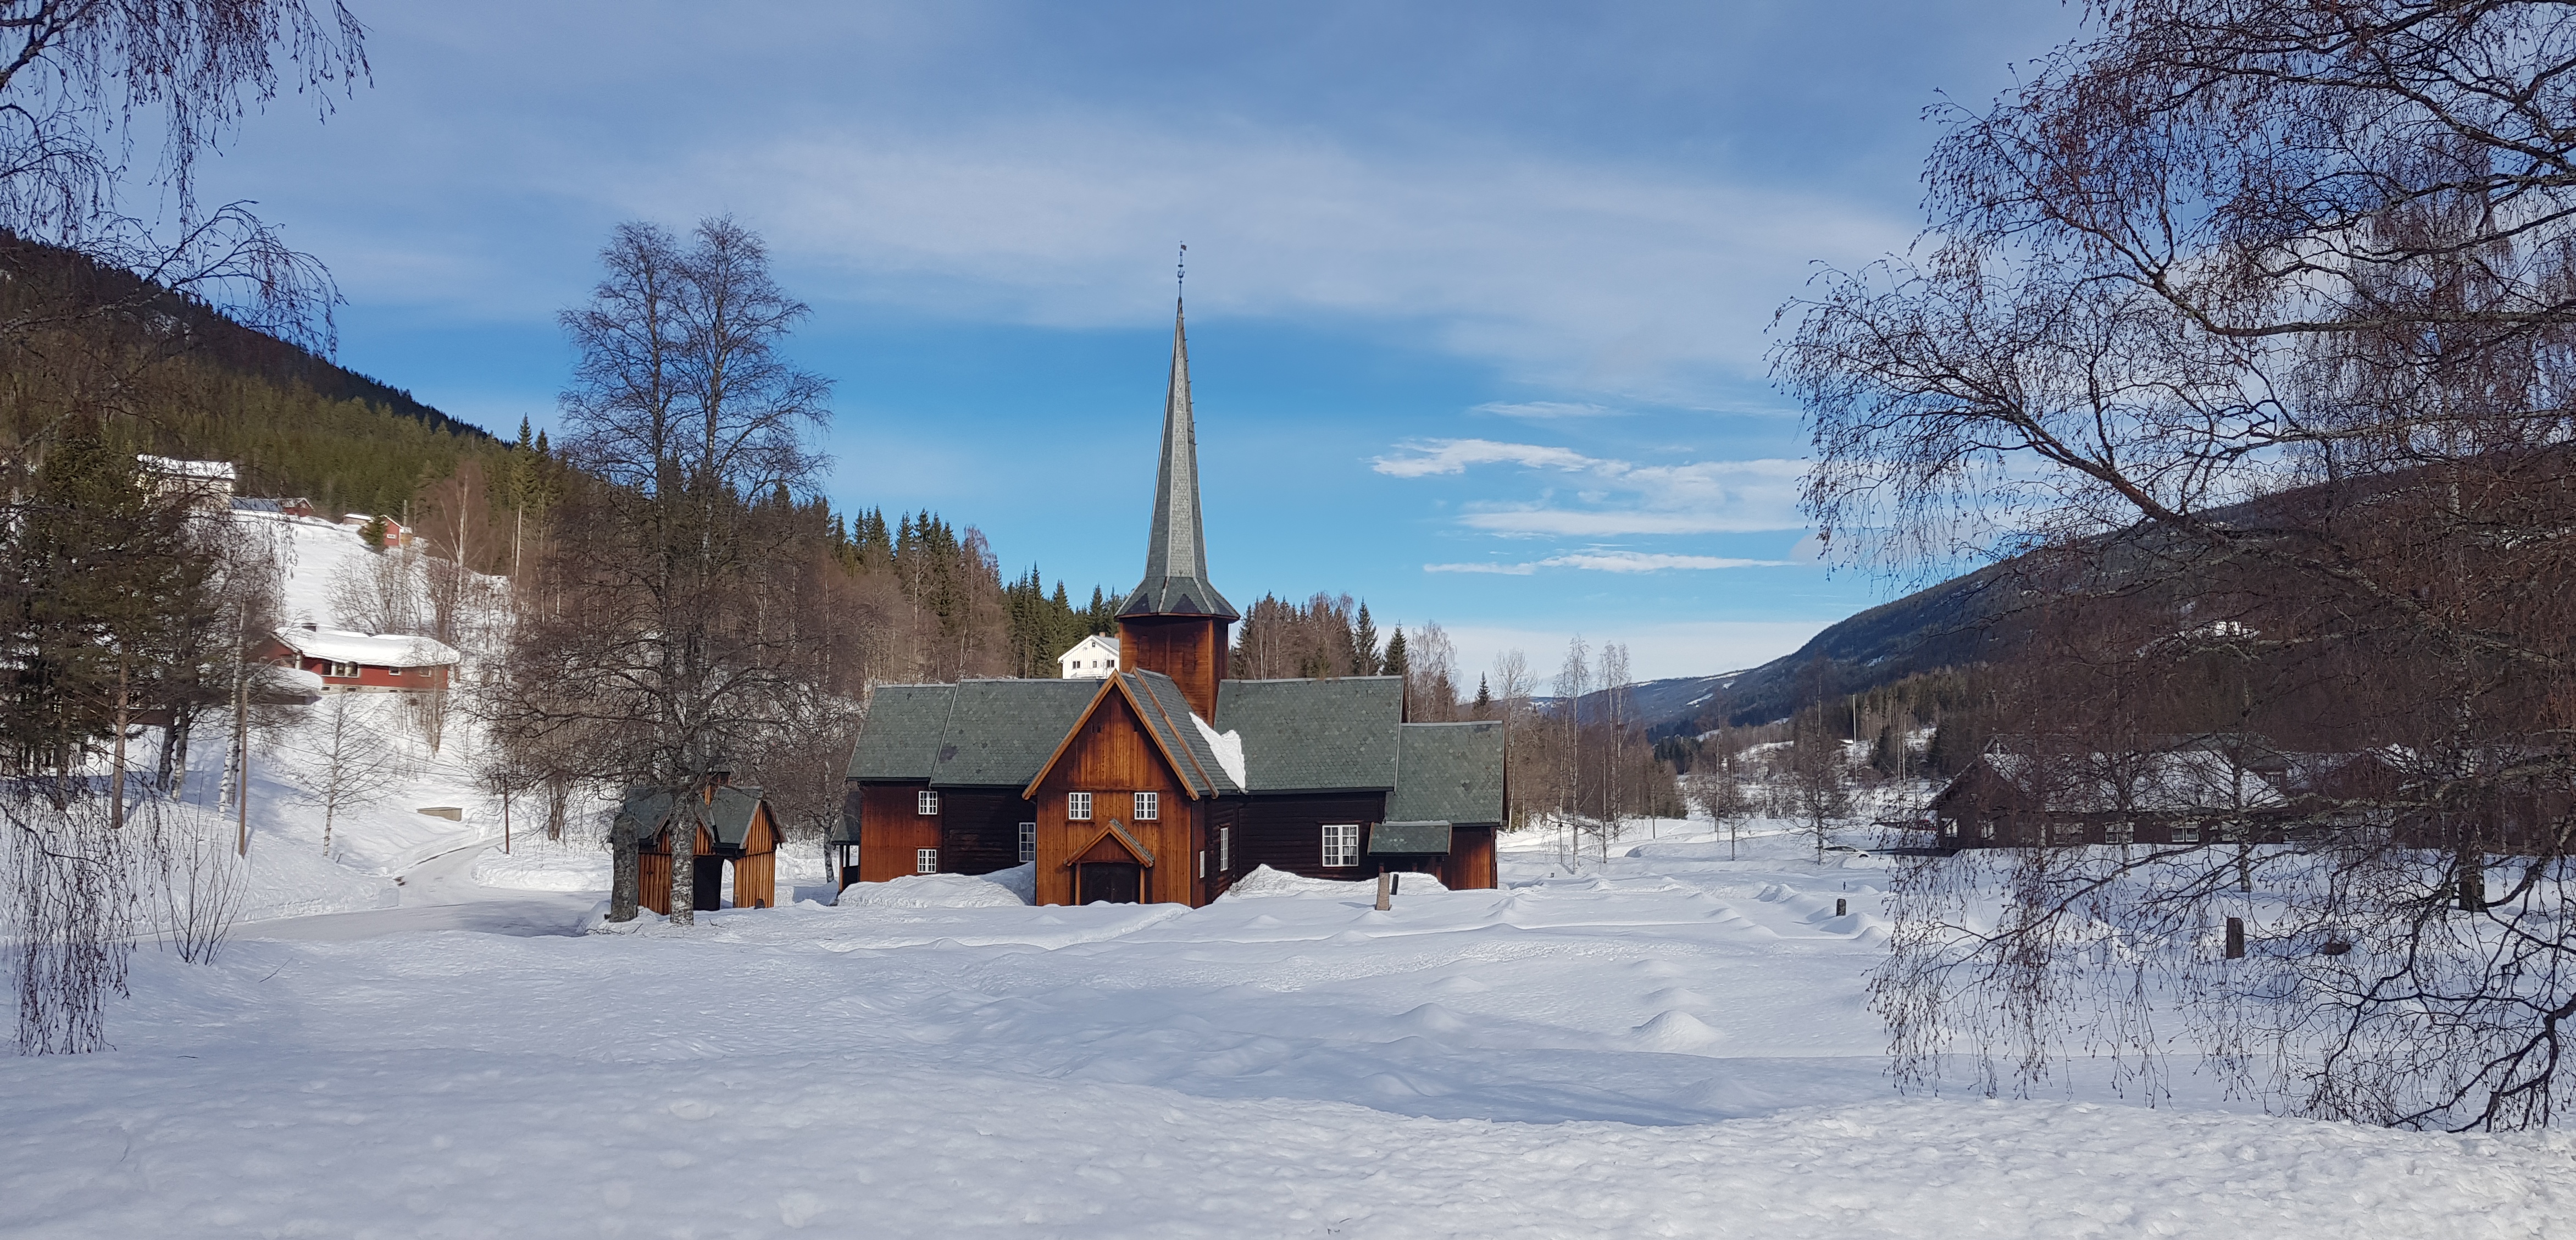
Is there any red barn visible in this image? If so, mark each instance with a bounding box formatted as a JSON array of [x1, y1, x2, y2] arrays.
[[274, 624, 460, 691]]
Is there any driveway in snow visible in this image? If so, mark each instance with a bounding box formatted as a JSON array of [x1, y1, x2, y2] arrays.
[[234, 841, 597, 942]]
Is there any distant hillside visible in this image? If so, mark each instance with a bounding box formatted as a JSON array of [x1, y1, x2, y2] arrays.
[[1, 234, 500, 517], [1592, 561, 2025, 739]]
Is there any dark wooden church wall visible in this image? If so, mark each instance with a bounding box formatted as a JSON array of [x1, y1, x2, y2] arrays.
[[1236, 791, 1388, 880], [939, 789, 1034, 875]]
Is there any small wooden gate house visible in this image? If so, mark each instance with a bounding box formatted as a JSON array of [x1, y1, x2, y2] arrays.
[[831, 298, 1507, 907], [619, 780, 783, 913]]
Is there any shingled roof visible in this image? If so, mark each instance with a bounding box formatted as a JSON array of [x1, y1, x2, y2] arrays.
[[1121, 670, 1241, 796], [1386, 721, 1507, 826], [1214, 676, 1403, 791], [618, 785, 773, 850], [846, 684, 957, 782], [846, 680, 1103, 788]]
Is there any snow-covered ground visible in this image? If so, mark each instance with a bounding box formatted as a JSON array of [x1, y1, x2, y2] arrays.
[[8, 814, 2570, 1237]]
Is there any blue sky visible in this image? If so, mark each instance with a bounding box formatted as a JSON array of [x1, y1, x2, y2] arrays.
[[193, 1, 2075, 680]]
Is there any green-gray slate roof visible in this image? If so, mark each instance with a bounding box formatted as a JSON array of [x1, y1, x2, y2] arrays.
[[618, 785, 772, 850], [1385, 721, 1506, 827], [1214, 676, 1403, 792]]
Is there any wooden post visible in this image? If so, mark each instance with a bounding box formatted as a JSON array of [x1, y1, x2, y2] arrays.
[[1835, 898, 1847, 917], [502, 789, 512, 854], [2225, 916, 2245, 959], [1375, 870, 1392, 911]]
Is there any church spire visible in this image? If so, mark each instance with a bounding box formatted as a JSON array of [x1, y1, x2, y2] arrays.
[[1119, 296, 1237, 621]]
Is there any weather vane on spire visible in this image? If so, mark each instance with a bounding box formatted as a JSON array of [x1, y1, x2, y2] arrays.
[[1178, 241, 1186, 296]]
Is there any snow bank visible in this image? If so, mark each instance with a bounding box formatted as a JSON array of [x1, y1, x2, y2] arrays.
[[1223, 864, 1451, 900], [836, 868, 1032, 909]]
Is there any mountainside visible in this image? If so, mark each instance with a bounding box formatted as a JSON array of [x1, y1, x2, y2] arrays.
[[1, 234, 499, 517], [1612, 560, 2024, 738]]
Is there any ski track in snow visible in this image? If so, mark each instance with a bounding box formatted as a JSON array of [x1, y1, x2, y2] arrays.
[[7, 823, 2573, 1237]]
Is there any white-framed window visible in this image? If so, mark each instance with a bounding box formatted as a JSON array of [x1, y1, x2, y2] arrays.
[[917, 790, 939, 816], [1979, 822, 1996, 840], [327, 661, 358, 678], [1134, 791, 1159, 820], [2174, 824, 2201, 844], [1219, 826, 1231, 872], [1068, 792, 1092, 821], [1321, 823, 1359, 868], [1198, 850, 1207, 878], [1019, 822, 1036, 863], [2105, 822, 2135, 846], [915, 848, 939, 874]]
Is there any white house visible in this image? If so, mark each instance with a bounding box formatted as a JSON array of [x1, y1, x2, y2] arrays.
[[137, 455, 236, 508], [1057, 633, 1120, 679]]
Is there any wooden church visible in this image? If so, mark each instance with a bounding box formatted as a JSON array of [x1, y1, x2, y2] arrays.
[[833, 302, 1505, 906]]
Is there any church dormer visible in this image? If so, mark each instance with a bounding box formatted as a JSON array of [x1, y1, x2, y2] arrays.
[[1117, 297, 1236, 720]]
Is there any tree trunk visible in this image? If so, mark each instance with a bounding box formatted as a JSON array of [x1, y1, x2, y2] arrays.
[[608, 816, 640, 922], [668, 790, 699, 927]]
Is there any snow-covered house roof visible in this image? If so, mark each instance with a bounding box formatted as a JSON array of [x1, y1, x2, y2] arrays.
[[275, 627, 461, 669], [138, 455, 236, 483], [1956, 749, 2287, 814]]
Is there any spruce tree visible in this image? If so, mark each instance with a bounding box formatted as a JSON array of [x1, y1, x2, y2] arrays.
[[1351, 603, 1381, 676], [1382, 626, 1409, 678]]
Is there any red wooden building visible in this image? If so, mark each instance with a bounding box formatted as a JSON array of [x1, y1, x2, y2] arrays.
[[619, 780, 785, 912], [273, 624, 459, 691], [831, 301, 1505, 906]]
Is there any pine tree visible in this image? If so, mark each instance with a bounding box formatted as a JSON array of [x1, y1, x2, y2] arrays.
[[1473, 673, 1493, 718], [1351, 604, 1381, 676], [1382, 626, 1409, 678]]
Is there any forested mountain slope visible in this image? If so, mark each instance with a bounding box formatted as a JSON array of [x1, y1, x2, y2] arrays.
[[0, 234, 501, 517]]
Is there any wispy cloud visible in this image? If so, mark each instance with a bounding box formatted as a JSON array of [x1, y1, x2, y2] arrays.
[[1427, 550, 1789, 574], [1374, 439, 1806, 535], [1472, 400, 1623, 420]]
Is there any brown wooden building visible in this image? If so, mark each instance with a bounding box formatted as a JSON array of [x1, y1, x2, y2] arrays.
[[831, 300, 1505, 906], [620, 782, 785, 912]]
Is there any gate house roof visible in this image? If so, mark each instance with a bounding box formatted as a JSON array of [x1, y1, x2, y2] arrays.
[[617, 785, 771, 850]]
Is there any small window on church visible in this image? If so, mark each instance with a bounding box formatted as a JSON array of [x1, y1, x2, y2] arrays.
[[916, 790, 939, 816], [1322, 824, 1358, 868], [1068, 792, 1092, 821], [1134, 791, 1158, 820], [1219, 826, 1231, 872], [1019, 822, 1035, 863], [916, 848, 938, 874]]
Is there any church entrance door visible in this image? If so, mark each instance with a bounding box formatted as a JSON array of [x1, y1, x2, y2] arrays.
[[1079, 861, 1142, 904]]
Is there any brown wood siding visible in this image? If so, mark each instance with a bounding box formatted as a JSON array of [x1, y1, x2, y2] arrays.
[[1030, 689, 1195, 906], [1448, 824, 1497, 889], [1118, 616, 1228, 721], [1236, 791, 1389, 881], [297, 655, 452, 691], [640, 850, 673, 915], [939, 789, 1034, 875], [857, 781, 941, 882], [733, 851, 776, 908]]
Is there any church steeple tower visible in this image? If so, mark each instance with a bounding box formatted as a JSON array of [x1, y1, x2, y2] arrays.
[[1118, 296, 1235, 719]]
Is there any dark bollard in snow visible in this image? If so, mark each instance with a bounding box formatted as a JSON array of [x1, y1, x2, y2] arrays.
[[2225, 916, 2245, 959], [1836, 898, 1847, 917], [1375, 871, 1393, 912]]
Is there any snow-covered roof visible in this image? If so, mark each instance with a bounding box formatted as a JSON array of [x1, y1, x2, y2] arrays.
[[137, 455, 236, 481], [275, 627, 461, 668], [1975, 750, 2286, 813]]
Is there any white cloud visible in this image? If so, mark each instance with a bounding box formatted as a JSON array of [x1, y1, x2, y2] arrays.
[[608, 115, 1908, 400], [1472, 400, 1622, 420], [1426, 551, 1786, 574], [1370, 439, 1600, 478], [1376, 440, 1807, 535]]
